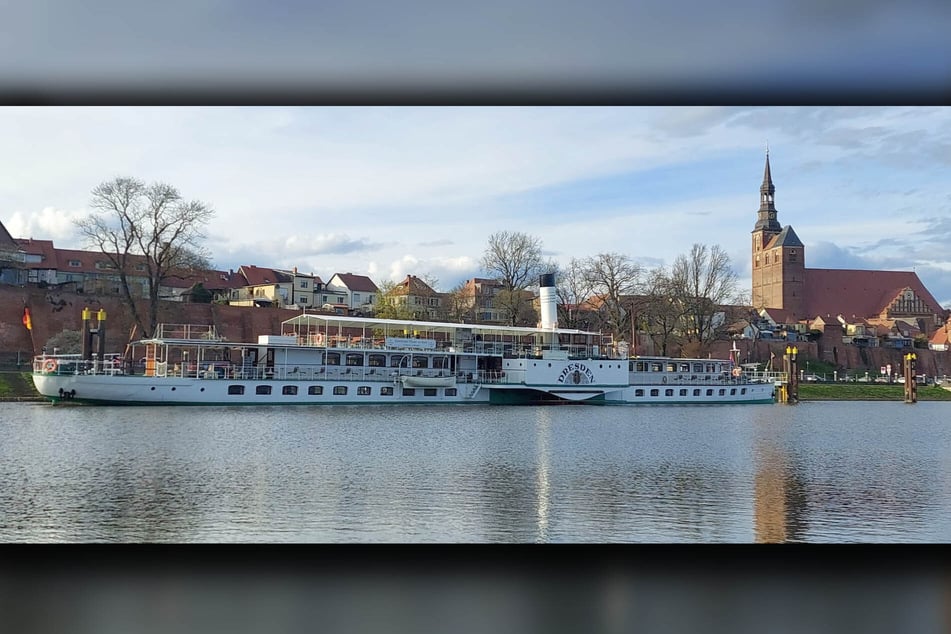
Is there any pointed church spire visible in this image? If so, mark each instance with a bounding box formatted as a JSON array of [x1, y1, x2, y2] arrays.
[[754, 150, 780, 232]]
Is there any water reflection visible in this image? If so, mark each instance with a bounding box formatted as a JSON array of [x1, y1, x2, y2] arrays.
[[533, 408, 552, 543], [752, 409, 808, 543], [1, 402, 950, 542]]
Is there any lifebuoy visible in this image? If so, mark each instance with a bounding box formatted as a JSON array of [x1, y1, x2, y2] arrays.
[[732, 367, 742, 377], [43, 359, 58, 373], [315, 333, 325, 346]]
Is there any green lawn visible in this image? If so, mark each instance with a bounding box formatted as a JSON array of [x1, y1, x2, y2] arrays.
[[798, 383, 951, 401]]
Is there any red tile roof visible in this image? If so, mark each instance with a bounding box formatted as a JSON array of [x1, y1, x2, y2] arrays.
[[931, 322, 950, 346], [331, 273, 379, 293], [803, 269, 943, 321], [238, 265, 292, 287], [391, 275, 437, 296]]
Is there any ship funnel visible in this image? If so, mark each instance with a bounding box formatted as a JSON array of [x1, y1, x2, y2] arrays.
[[539, 273, 557, 330]]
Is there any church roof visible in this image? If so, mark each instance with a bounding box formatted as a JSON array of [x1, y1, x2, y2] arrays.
[[803, 269, 944, 321], [761, 152, 774, 192], [765, 225, 804, 248]]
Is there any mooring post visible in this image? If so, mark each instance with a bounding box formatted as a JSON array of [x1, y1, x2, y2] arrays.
[[904, 352, 917, 404]]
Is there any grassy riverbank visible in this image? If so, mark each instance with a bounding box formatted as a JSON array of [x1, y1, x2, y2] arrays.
[[798, 383, 951, 401], [0, 371, 43, 401]]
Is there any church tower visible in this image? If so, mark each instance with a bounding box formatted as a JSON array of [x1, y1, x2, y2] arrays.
[[750, 152, 806, 317]]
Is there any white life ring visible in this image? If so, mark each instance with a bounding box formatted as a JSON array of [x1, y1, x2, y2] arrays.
[[43, 359, 58, 373]]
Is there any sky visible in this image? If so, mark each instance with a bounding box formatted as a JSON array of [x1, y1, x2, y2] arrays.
[[2, 107, 951, 308]]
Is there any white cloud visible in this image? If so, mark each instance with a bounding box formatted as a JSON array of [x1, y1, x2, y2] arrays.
[[2, 107, 950, 305]]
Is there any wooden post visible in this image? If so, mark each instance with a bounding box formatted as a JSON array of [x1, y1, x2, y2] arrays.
[[904, 352, 917, 404], [786, 345, 799, 404]]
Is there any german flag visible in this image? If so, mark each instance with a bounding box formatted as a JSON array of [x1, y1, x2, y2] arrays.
[[22, 306, 32, 331]]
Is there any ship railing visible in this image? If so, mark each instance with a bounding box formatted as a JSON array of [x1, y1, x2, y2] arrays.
[[154, 323, 220, 341], [33, 354, 128, 376]]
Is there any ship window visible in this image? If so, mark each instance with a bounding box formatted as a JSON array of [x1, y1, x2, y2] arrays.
[[635, 389, 644, 397], [282, 385, 298, 395], [256, 385, 272, 395], [402, 388, 416, 396], [308, 385, 323, 395], [390, 356, 406, 367], [228, 385, 244, 395], [636, 361, 648, 372], [679, 363, 690, 372], [666, 363, 676, 372], [368, 354, 386, 367], [333, 386, 347, 395], [445, 388, 457, 396], [650, 389, 659, 397], [679, 389, 687, 396], [719, 389, 725, 396], [424, 388, 437, 396], [346, 354, 363, 366], [706, 389, 713, 396], [741, 388, 747, 394], [730, 388, 736, 395], [326, 352, 340, 365], [380, 386, 394, 396], [412, 357, 429, 369], [665, 389, 674, 396], [651, 363, 662, 372], [693, 389, 701, 396], [693, 363, 703, 373], [357, 386, 371, 395], [433, 357, 448, 369]]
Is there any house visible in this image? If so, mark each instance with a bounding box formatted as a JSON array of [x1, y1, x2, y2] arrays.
[[159, 268, 244, 302], [229, 265, 294, 307], [15, 238, 151, 297], [275, 268, 323, 309], [837, 316, 879, 347], [383, 275, 444, 320], [324, 272, 379, 315], [457, 277, 521, 324], [929, 317, 951, 352]]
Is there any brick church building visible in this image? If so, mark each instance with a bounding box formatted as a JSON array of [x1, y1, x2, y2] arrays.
[[750, 153, 946, 335]]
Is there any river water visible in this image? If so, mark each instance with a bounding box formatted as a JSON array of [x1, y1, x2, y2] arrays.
[[1, 401, 949, 543]]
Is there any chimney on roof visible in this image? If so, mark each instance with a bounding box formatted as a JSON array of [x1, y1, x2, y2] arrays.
[[293, 266, 298, 274]]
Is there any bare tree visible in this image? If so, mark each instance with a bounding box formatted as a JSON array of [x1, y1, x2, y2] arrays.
[[639, 266, 682, 356], [584, 252, 643, 343], [669, 243, 739, 353], [480, 231, 544, 326], [555, 258, 595, 329], [76, 177, 214, 337], [441, 281, 474, 323]]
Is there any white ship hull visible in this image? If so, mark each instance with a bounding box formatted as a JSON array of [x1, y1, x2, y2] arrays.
[[33, 314, 776, 406]]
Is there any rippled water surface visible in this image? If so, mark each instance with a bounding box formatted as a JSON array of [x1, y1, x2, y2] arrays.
[[1, 401, 949, 542]]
